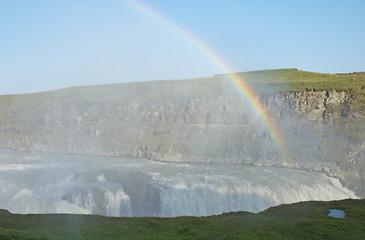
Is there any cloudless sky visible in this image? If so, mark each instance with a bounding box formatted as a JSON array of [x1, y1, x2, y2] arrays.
[[1, 0, 364, 94]]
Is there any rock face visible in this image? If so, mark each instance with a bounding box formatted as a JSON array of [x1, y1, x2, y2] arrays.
[[0, 82, 364, 197]]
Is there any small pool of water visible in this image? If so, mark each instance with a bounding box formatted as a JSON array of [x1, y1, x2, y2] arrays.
[[328, 209, 345, 218]]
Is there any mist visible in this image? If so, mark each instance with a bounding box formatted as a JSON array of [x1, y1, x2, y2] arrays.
[[0, 149, 356, 217], [1, 69, 364, 218]]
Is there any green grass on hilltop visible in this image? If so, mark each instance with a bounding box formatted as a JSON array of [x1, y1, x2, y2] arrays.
[[0, 199, 364, 240], [1, 68, 364, 112], [240, 69, 365, 112]]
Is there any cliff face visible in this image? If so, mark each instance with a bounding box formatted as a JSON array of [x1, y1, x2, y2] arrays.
[[0, 81, 364, 196]]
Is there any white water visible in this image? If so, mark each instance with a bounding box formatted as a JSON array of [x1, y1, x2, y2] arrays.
[[0, 149, 357, 217]]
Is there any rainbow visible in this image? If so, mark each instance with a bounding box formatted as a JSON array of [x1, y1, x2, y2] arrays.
[[126, 0, 287, 153]]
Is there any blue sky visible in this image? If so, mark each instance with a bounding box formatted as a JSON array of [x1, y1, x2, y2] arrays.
[[1, 0, 364, 94]]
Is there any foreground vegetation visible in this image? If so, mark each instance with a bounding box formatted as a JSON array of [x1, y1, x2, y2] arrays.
[[0, 199, 364, 240]]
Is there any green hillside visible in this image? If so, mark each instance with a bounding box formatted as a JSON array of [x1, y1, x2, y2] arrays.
[[0, 199, 364, 240], [1, 68, 364, 112]]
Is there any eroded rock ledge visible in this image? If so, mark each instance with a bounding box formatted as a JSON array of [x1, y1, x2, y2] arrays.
[[0, 89, 364, 197]]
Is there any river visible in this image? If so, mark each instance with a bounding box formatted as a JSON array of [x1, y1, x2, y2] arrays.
[[0, 149, 357, 217]]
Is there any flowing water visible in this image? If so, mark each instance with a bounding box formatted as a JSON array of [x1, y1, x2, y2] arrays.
[[0, 149, 357, 217]]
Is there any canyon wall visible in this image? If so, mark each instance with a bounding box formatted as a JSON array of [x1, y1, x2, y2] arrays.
[[0, 82, 364, 196]]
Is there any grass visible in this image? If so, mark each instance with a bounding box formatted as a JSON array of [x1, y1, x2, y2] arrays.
[[1, 68, 364, 112], [239, 69, 365, 113], [0, 199, 364, 240]]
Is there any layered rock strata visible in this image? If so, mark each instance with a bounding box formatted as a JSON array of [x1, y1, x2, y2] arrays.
[[0, 86, 363, 196]]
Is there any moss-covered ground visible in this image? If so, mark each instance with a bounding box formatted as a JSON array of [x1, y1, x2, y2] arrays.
[[0, 199, 364, 240]]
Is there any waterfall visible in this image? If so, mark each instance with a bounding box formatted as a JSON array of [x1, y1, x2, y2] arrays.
[[0, 150, 358, 217]]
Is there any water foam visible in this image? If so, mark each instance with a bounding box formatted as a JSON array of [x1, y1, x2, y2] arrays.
[[0, 150, 358, 217]]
